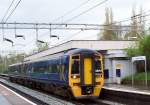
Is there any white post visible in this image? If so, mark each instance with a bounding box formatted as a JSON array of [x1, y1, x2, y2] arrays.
[[132, 62, 134, 86], [4, 56, 7, 73], [145, 60, 147, 87]]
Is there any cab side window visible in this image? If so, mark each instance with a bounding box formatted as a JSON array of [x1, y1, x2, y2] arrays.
[[95, 59, 101, 73]]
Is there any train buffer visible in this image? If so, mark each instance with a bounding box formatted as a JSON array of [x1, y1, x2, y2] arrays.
[[101, 84, 150, 104], [0, 83, 36, 105]]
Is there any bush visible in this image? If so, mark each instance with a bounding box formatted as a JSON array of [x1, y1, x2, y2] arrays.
[[126, 35, 150, 70], [123, 72, 150, 81]]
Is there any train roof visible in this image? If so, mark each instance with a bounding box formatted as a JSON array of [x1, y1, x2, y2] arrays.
[[9, 48, 100, 67], [65, 48, 100, 55], [9, 62, 22, 67]]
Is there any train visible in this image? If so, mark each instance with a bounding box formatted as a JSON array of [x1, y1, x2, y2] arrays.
[[8, 49, 104, 99]]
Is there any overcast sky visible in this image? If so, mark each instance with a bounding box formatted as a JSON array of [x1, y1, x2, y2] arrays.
[[0, 0, 150, 55]]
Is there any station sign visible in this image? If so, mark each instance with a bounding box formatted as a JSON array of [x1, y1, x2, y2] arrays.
[[132, 56, 146, 62]]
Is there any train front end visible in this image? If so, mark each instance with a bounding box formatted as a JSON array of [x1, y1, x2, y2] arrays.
[[68, 49, 104, 99]]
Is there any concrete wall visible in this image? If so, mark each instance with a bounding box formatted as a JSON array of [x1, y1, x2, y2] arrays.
[[104, 59, 136, 84]]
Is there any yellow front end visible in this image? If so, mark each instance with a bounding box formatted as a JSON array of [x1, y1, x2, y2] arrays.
[[69, 54, 104, 98]]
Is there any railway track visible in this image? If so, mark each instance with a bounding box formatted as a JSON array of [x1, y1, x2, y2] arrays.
[[0, 75, 123, 105], [0, 76, 76, 105]]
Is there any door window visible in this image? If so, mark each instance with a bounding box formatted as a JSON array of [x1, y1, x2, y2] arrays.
[[71, 60, 80, 74]]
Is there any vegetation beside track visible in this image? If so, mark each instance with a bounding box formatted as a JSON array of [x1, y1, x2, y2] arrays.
[[123, 72, 150, 81], [122, 71, 150, 86], [126, 35, 150, 71]]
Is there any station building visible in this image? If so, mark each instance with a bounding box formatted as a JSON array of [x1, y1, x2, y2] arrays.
[[24, 40, 136, 84]]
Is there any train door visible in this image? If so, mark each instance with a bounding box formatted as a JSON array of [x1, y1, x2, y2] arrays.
[[80, 55, 95, 95], [70, 55, 80, 85], [83, 58, 92, 85]]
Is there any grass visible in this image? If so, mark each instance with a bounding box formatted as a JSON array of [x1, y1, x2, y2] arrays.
[[124, 71, 150, 81]]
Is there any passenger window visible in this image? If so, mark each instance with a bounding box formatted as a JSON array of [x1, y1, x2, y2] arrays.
[[95, 59, 101, 73], [71, 60, 80, 74], [48, 65, 52, 72], [33, 66, 47, 73], [51, 65, 57, 73]]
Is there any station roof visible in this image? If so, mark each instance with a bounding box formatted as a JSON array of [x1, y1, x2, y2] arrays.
[[24, 40, 135, 61]]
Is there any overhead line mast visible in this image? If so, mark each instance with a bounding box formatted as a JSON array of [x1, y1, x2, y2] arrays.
[[1, 0, 22, 46], [0, 22, 142, 31]]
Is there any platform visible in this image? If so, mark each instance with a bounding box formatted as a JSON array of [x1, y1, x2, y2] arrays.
[[101, 84, 150, 104], [103, 84, 150, 95], [0, 83, 36, 105]]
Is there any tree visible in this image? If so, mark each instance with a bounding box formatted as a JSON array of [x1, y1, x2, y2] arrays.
[[98, 7, 122, 40], [37, 42, 49, 52], [0, 53, 26, 73], [138, 6, 145, 37], [126, 35, 150, 70], [138, 35, 150, 60], [124, 6, 145, 40]]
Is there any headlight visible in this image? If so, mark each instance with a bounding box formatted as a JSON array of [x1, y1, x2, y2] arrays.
[[73, 75, 77, 79], [71, 75, 80, 79]]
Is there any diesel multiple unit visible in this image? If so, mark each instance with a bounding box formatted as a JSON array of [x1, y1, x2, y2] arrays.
[[8, 49, 104, 99]]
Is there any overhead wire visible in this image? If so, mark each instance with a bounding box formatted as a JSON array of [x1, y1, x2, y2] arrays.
[[25, 0, 108, 46], [39, 0, 96, 37], [36, 0, 108, 46], [1, 0, 16, 22], [137, 11, 150, 24], [9, 0, 150, 50], [107, 9, 150, 25], [4, 0, 22, 23], [55, 8, 150, 45], [52, 0, 92, 22], [35, 0, 150, 46], [25, 24, 141, 47], [1, 0, 17, 46], [2, 0, 22, 47], [64, 0, 108, 23], [57, 30, 83, 44], [53, 0, 108, 44]]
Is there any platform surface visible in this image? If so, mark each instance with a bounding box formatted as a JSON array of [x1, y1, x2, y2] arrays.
[[103, 84, 150, 95], [0, 83, 36, 105]]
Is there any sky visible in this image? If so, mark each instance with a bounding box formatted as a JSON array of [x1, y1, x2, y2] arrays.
[[0, 0, 150, 55]]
